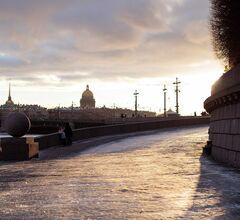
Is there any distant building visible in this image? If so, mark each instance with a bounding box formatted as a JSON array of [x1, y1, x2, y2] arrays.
[[166, 108, 180, 117], [80, 85, 95, 109], [0, 82, 156, 125], [48, 106, 156, 122], [0, 103, 48, 120], [5, 83, 14, 106], [0, 83, 48, 122]]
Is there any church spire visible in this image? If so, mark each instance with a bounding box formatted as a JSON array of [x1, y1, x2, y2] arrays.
[[8, 82, 11, 100], [5, 82, 14, 105]]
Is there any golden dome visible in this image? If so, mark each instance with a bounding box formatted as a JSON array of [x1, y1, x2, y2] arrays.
[[82, 85, 93, 98]]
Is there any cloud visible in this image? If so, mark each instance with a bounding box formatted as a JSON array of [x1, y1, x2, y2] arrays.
[[0, 0, 220, 86]]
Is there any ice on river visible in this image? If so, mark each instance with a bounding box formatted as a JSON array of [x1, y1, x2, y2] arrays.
[[0, 125, 240, 219]]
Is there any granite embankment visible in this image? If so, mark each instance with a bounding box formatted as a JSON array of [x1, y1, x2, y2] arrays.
[[204, 64, 240, 168], [35, 116, 209, 150]]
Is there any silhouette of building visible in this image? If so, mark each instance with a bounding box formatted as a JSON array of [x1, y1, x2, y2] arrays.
[[166, 108, 180, 117], [0, 83, 48, 122], [0, 83, 156, 124], [5, 83, 14, 106], [80, 85, 95, 108], [48, 106, 156, 121]]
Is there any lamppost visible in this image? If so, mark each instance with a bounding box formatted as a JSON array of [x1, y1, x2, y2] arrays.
[[134, 90, 139, 117], [71, 101, 74, 120], [113, 103, 116, 119], [58, 104, 60, 121]]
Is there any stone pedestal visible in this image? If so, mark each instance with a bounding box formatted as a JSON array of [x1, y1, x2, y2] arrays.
[[0, 137, 39, 161]]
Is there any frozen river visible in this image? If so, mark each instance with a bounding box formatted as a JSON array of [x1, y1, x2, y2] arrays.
[[0, 125, 240, 219]]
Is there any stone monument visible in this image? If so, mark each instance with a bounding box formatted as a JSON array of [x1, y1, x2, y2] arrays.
[[4, 112, 31, 137], [0, 112, 39, 160]]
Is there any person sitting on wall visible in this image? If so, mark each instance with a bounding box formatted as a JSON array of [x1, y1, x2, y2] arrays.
[[64, 122, 73, 145], [58, 125, 66, 145]]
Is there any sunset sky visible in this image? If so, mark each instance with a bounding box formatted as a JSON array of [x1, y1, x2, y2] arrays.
[[0, 0, 223, 115]]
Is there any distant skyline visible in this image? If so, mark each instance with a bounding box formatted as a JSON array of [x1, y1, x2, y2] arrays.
[[0, 0, 223, 115]]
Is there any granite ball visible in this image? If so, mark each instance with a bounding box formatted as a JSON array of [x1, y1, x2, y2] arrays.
[[4, 112, 31, 137]]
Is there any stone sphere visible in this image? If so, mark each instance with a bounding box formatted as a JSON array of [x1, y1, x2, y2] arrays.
[[4, 112, 31, 137]]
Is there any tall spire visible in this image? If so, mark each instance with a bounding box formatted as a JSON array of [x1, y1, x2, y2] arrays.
[[5, 82, 14, 105], [8, 82, 11, 100]]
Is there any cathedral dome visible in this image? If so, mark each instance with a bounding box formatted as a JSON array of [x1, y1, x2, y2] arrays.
[[80, 85, 95, 109], [82, 85, 93, 98]]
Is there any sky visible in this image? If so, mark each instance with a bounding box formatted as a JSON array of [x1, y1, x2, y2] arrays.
[[0, 0, 223, 115]]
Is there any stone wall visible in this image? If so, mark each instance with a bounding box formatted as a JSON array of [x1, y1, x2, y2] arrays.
[[36, 116, 209, 150], [204, 63, 240, 167]]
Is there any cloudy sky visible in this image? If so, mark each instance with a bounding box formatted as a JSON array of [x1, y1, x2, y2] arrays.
[[0, 0, 223, 115]]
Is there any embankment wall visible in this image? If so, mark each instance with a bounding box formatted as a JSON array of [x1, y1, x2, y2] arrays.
[[204, 64, 240, 167], [35, 117, 209, 150]]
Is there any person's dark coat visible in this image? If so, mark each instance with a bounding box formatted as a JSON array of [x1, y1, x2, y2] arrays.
[[64, 122, 72, 145]]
